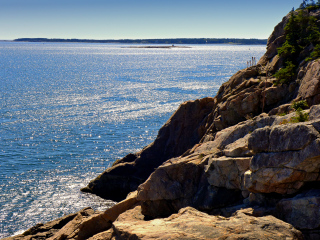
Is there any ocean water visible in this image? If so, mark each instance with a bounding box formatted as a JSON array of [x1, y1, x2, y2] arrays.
[[0, 42, 265, 237]]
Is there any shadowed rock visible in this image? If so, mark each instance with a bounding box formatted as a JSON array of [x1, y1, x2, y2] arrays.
[[81, 97, 216, 201]]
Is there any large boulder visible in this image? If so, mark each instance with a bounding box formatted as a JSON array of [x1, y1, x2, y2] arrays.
[[205, 156, 251, 190], [136, 114, 277, 218], [136, 153, 243, 218], [297, 60, 320, 106], [96, 206, 303, 240], [245, 120, 320, 195]]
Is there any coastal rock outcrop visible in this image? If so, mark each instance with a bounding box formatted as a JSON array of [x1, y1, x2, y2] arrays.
[[4, 208, 97, 240], [8, 7, 320, 240], [84, 10, 320, 200], [134, 108, 320, 238], [81, 97, 216, 201], [245, 121, 320, 195], [136, 152, 243, 218], [98, 206, 303, 240], [4, 193, 139, 240]]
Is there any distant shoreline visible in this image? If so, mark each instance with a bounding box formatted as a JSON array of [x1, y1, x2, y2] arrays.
[[12, 38, 267, 45], [126, 45, 191, 49]]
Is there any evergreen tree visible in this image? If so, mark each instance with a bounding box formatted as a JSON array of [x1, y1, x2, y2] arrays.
[[300, 0, 307, 8], [274, 8, 320, 84], [278, 11, 300, 62]]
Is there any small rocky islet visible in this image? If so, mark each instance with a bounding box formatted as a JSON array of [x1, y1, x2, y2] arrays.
[[6, 6, 320, 240]]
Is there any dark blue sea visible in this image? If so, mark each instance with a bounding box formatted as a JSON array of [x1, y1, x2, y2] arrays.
[[0, 42, 265, 237]]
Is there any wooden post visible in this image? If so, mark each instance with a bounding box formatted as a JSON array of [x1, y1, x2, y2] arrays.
[[262, 70, 267, 113]]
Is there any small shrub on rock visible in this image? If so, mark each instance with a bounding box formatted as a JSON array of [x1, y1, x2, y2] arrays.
[[292, 100, 309, 110]]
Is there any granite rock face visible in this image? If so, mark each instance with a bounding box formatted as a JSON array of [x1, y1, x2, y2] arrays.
[[83, 21, 316, 201], [297, 60, 320, 106], [136, 153, 243, 218], [245, 121, 320, 195], [135, 109, 320, 238], [4, 208, 97, 240], [100, 206, 303, 240]]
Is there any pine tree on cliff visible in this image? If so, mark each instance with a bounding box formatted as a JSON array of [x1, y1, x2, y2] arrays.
[[300, 0, 307, 9], [275, 8, 320, 83], [277, 11, 300, 63]]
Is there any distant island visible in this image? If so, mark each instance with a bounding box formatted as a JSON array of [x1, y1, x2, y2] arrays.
[[13, 38, 267, 45]]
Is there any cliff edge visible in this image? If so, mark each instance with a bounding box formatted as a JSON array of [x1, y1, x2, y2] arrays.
[[6, 7, 320, 240]]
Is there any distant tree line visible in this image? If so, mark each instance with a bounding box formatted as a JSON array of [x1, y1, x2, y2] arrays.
[[14, 38, 267, 45]]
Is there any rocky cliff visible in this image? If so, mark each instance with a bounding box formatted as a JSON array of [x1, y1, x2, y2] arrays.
[[5, 8, 320, 240]]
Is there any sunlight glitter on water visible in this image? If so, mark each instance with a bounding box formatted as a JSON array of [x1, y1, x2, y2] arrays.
[[0, 42, 266, 237]]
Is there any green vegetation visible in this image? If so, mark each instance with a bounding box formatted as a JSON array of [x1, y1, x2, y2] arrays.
[[292, 100, 309, 110], [306, 43, 320, 61], [274, 4, 320, 84], [291, 108, 309, 122], [274, 61, 296, 84], [280, 100, 309, 124], [291, 100, 309, 122], [299, 0, 320, 10]]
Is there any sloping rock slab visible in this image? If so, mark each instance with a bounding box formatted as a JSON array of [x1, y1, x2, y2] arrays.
[[3, 208, 95, 240], [98, 206, 303, 240], [48, 191, 139, 240], [81, 97, 216, 201]]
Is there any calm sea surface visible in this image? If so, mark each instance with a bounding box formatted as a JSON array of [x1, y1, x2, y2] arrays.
[[0, 42, 265, 237]]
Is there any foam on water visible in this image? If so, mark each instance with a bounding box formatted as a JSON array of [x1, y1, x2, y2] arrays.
[[0, 42, 265, 237]]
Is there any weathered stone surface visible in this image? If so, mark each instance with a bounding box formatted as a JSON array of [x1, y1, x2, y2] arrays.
[[268, 103, 293, 116], [223, 134, 252, 157], [248, 126, 271, 153], [205, 156, 251, 190], [263, 85, 289, 107], [87, 231, 113, 240], [245, 122, 320, 194], [137, 155, 204, 202], [105, 206, 303, 240], [248, 123, 320, 153], [309, 104, 320, 121], [4, 208, 96, 240], [277, 189, 320, 230], [76, 191, 139, 240], [136, 154, 243, 218], [29, 192, 138, 240], [202, 113, 275, 148], [298, 60, 320, 106]]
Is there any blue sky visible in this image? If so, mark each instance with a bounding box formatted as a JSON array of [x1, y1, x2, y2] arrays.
[[0, 0, 304, 40]]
